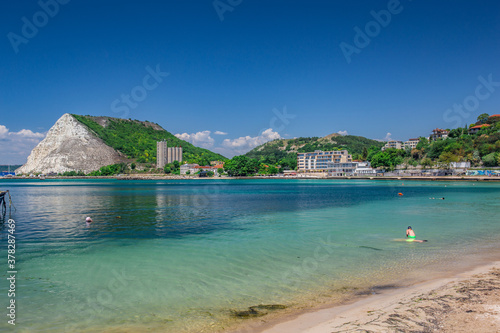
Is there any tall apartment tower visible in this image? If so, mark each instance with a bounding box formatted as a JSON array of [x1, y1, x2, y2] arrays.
[[157, 141, 183, 169], [157, 141, 168, 169], [166, 146, 182, 164]]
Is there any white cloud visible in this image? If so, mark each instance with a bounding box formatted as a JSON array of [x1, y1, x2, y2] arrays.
[[337, 130, 348, 136], [220, 128, 281, 156], [384, 132, 392, 141], [0, 125, 8, 138], [10, 129, 46, 138], [175, 128, 282, 158], [174, 130, 215, 149], [0, 125, 46, 165]]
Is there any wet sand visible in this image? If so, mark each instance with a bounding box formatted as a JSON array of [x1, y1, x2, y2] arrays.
[[252, 262, 500, 333]]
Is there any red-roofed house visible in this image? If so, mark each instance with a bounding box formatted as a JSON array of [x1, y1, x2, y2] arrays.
[[469, 124, 491, 135], [429, 128, 449, 141]]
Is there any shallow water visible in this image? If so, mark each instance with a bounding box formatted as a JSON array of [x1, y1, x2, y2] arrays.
[[0, 179, 499, 332]]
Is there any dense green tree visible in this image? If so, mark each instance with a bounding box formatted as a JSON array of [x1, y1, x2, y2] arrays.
[[369, 149, 407, 170], [268, 165, 279, 175], [362, 147, 368, 160], [88, 163, 127, 176], [482, 153, 498, 167], [224, 156, 259, 176], [164, 166, 171, 174], [420, 158, 434, 169], [477, 113, 490, 124], [416, 137, 430, 151], [448, 127, 467, 138], [439, 151, 460, 165], [427, 139, 448, 159]]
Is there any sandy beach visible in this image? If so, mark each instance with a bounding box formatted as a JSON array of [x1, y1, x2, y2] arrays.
[[249, 262, 500, 333]]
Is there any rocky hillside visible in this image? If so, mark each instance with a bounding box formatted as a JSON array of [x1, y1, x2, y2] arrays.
[[16, 114, 226, 175], [16, 114, 127, 175]]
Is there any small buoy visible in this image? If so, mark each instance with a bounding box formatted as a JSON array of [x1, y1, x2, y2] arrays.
[[116, 216, 121, 219], [398, 193, 403, 196]]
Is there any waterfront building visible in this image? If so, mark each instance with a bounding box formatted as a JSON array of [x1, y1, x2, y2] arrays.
[[404, 138, 419, 150], [167, 146, 182, 164], [194, 165, 222, 175], [381, 140, 403, 151], [180, 163, 199, 175], [327, 161, 376, 177], [157, 141, 167, 169], [157, 141, 183, 169], [429, 128, 449, 140], [297, 150, 352, 173], [468, 124, 490, 135]]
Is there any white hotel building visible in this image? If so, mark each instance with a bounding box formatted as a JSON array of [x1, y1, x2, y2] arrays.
[[327, 161, 376, 177], [297, 150, 352, 173]]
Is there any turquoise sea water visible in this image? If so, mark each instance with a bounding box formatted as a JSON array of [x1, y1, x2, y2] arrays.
[[0, 179, 499, 332]]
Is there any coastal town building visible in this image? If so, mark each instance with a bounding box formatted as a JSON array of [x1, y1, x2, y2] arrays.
[[429, 128, 449, 141], [195, 165, 223, 175], [157, 141, 183, 169], [297, 150, 352, 173], [327, 161, 376, 177], [381, 140, 403, 151], [180, 163, 224, 175], [381, 138, 420, 151], [469, 124, 490, 135], [404, 138, 419, 150], [180, 163, 199, 175]]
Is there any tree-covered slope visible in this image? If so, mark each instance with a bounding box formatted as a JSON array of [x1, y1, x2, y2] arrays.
[[72, 115, 226, 165]]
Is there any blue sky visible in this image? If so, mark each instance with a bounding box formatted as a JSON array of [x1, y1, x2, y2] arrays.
[[1, 0, 499, 163]]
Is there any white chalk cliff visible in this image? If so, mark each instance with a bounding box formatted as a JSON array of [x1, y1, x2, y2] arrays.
[[16, 113, 125, 174]]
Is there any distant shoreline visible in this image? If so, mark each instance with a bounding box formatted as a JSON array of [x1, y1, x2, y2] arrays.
[[1, 175, 500, 181]]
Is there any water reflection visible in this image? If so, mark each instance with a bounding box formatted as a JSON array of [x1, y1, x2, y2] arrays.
[[2, 180, 450, 243]]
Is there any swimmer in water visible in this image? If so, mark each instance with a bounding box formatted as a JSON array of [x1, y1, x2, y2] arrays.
[[406, 226, 426, 243], [85, 217, 93, 223]]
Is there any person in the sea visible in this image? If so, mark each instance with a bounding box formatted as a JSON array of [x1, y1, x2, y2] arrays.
[[85, 217, 93, 223], [406, 226, 426, 243]]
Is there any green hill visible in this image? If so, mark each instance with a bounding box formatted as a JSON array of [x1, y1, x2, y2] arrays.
[[72, 115, 226, 165], [244, 133, 385, 169]]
